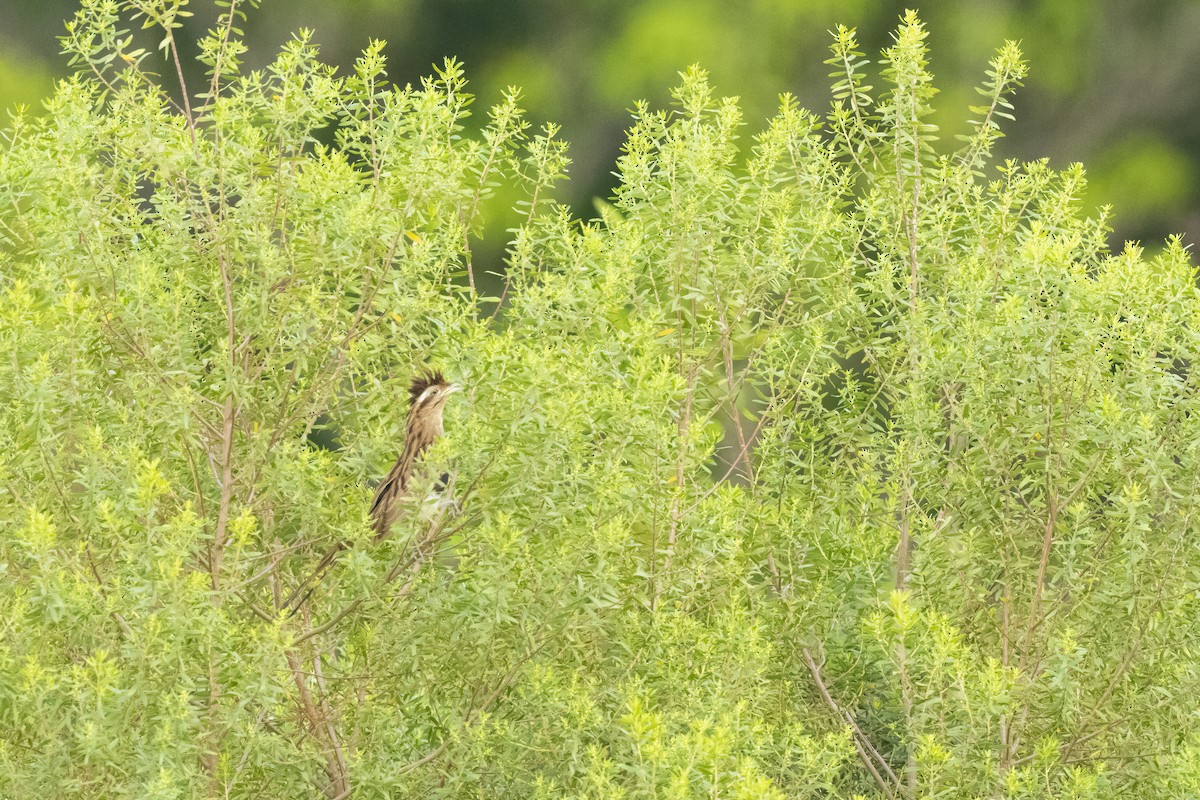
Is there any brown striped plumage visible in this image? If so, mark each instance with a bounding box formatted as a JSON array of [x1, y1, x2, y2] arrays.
[[283, 370, 458, 612], [369, 370, 458, 539]]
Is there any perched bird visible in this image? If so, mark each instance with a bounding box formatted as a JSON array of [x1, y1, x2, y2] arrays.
[[283, 370, 460, 612], [368, 370, 460, 538]]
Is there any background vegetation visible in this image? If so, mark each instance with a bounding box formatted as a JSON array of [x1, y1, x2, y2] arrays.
[[3, 0, 1200, 255], [3, 1, 1200, 798]]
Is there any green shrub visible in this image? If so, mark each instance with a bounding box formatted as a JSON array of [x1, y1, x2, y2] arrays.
[[2, 3, 1198, 797]]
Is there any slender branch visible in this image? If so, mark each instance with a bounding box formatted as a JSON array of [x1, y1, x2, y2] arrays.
[[84, 544, 133, 639], [896, 471, 913, 591], [284, 647, 349, 797], [209, 394, 236, 592], [802, 646, 898, 798], [200, 0, 239, 115], [163, 22, 196, 140]]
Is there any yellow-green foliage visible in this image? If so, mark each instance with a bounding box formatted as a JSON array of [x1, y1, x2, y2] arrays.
[[1, 3, 1198, 798]]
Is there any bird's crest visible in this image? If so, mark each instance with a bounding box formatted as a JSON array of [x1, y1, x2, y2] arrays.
[[409, 369, 449, 405]]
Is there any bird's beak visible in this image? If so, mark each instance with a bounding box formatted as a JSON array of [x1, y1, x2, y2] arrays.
[[447, 383, 462, 395]]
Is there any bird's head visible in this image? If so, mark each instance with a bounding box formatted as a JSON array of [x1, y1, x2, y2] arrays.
[[408, 369, 461, 416]]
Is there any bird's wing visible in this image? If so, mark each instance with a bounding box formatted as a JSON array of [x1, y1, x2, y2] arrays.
[[370, 457, 408, 539]]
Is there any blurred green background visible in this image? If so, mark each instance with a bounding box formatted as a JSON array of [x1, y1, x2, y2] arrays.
[[3, 0, 1198, 249]]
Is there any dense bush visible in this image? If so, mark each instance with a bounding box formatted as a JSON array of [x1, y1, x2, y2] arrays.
[[2, 2, 1199, 797]]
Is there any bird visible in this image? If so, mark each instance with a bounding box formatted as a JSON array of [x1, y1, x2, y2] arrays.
[[282, 369, 460, 613], [368, 370, 460, 539]]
